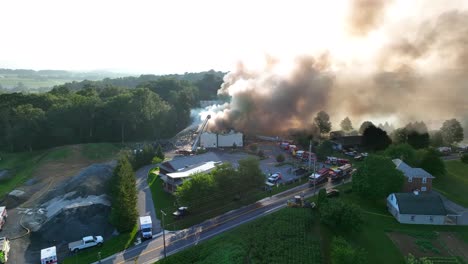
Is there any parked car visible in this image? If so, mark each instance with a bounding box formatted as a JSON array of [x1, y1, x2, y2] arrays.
[[173, 207, 189, 219], [326, 188, 340, 197], [68, 236, 103, 253], [269, 172, 282, 181], [354, 155, 363, 161]]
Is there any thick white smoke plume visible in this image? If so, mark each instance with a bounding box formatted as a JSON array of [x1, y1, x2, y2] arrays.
[[207, 2, 468, 136]]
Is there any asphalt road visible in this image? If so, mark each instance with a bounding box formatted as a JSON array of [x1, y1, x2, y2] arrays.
[[441, 154, 461, 161], [94, 178, 346, 264], [136, 164, 161, 234]]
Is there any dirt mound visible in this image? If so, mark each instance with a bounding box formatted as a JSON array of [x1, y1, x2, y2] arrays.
[[42, 161, 117, 202], [28, 204, 114, 262]]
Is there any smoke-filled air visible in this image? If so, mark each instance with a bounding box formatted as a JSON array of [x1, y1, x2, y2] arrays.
[[208, 0, 468, 136]]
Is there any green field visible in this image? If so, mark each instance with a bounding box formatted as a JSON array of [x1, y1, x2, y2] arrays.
[[158, 208, 322, 264], [433, 161, 468, 207], [0, 77, 78, 89]]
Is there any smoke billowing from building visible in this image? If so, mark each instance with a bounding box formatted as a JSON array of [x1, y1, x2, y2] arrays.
[[347, 0, 392, 36], [207, 6, 468, 136]]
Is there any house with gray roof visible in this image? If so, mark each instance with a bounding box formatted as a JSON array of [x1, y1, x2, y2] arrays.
[[393, 159, 434, 192], [387, 192, 447, 225], [159, 152, 222, 194]]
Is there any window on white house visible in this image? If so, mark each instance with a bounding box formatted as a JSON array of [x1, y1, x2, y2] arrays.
[[429, 216, 434, 222], [408, 177, 413, 183], [411, 216, 415, 221], [422, 177, 427, 184]]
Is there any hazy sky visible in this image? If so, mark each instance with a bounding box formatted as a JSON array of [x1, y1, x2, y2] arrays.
[[0, 0, 467, 74]]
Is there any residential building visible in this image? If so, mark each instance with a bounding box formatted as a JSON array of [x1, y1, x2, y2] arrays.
[[393, 159, 434, 192], [159, 152, 222, 194], [387, 192, 447, 225]]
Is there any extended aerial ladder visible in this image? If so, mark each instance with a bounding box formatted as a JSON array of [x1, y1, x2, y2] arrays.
[[191, 115, 211, 152]]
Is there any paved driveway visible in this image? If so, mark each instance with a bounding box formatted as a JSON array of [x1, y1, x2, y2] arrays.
[[136, 164, 161, 234]]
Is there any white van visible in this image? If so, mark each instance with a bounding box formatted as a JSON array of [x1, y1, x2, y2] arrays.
[[40, 246, 57, 264]]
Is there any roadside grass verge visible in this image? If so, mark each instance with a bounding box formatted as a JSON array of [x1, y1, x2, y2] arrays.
[[433, 160, 468, 207], [82, 143, 121, 161], [158, 208, 322, 264], [149, 172, 309, 231], [63, 225, 138, 264]]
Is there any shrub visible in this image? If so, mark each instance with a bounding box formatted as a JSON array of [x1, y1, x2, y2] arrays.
[[257, 150, 265, 158], [152, 156, 163, 164], [276, 154, 285, 163], [249, 144, 258, 153], [461, 154, 468, 164]]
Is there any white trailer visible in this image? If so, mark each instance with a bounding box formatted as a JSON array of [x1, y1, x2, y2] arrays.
[[139, 216, 153, 240], [40, 246, 57, 264], [0, 207, 7, 231]]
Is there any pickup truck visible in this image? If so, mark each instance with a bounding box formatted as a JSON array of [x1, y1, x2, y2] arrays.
[[68, 236, 103, 253]]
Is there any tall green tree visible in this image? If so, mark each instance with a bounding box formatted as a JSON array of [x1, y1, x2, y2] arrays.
[[320, 200, 364, 232], [175, 172, 216, 209], [314, 111, 332, 135], [110, 156, 138, 232], [358, 121, 374, 135], [340, 117, 353, 131], [352, 155, 404, 199], [316, 140, 334, 161], [384, 144, 417, 166], [12, 104, 46, 151], [419, 148, 446, 177], [237, 157, 264, 193], [440, 118, 464, 145], [155, 144, 165, 160], [362, 125, 392, 151]]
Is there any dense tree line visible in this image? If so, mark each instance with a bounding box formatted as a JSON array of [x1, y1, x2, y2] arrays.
[[0, 73, 223, 152]]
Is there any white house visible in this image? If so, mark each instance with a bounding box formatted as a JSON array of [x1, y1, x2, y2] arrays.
[[387, 192, 447, 225]]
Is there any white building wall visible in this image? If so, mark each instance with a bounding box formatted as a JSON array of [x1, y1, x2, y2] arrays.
[[398, 214, 445, 225], [200, 132, 218, 148], [218, 133, 243, 147]]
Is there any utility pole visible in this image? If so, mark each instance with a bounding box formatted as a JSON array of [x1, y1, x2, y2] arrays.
[[308, 140, 312, 171], [161, 210, 167, 258], [313, 156, 317, 194]]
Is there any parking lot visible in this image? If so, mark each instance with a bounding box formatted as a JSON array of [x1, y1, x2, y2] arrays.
[[208, 142, 332, 187]]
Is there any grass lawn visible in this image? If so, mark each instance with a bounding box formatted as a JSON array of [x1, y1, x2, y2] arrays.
[[158, 208, 322, 264], [148, 171, 309, 231], [0, 150, 48, 198], [63, 225, 138, 264], [433, 160, 468, 207], [81, 143, 121, 161]]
